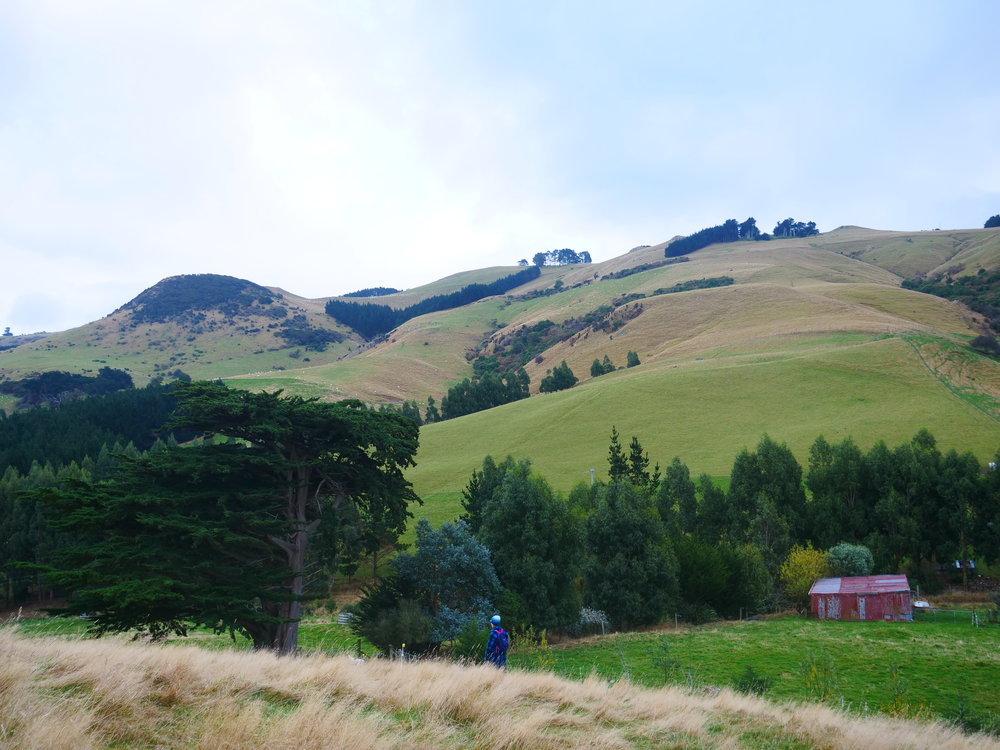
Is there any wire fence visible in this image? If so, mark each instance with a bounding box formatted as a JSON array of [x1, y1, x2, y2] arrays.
[[913, 607, 997, 627]]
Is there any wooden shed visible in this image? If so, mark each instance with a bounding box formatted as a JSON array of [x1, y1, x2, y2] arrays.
[[809, 575, 912, 622]]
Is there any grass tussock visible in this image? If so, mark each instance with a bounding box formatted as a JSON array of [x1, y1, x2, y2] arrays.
[[1, 629, 997, 749]]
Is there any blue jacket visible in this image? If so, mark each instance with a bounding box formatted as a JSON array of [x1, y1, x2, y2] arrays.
[[484, 626, 507, 667]]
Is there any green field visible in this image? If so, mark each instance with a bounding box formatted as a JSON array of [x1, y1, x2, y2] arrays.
[[525, 617, 1000, 724], [407, 335, 1000, 512]]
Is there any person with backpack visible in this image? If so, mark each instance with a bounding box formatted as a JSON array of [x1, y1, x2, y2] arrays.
[[483, 614, 508, 669]]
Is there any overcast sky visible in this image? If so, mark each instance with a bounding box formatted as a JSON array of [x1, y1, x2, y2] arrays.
[[2, 1, 998, 334]]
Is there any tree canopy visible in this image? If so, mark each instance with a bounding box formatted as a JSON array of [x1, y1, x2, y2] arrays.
[[30, 381, 420, 654], [539, 361, 577, 393], [531, 249, 592, 266], [478, 460, 585, 630]]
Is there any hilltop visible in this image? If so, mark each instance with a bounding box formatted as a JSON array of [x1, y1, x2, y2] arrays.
[[2, 226, 999, 503]]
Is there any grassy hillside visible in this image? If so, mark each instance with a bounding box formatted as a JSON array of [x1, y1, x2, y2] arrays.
[[820, 226, 1000, 279], [231, 228, 991, 407], [333, 265, 530, 308], [0, 276, 359, 387], [2, 227, 998, 499], [407, 334, 1000, 513], [3, 625, 996, 749]]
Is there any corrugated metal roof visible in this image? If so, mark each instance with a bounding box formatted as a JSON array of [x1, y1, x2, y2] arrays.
[[809, 575, 910, 595]]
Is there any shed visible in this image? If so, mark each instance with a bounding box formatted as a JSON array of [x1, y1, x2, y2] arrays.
[[809, 575, 912, 622]]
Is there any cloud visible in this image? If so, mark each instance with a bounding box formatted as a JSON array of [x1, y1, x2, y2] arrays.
[[1, 1, 998, 332]]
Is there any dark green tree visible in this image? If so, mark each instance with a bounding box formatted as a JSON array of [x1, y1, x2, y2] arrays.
[[718, 543, 772, 617], [607, 427, 628, 482], [625, 436, 658, 490], [738, 217, 760, 240], [478, 460, 585, 630], [658, 457, 697, 535], [538, 360, 578, 393], [583, 482, 677, 629], [400, 400, 422, 425], [806, 436, 872, 548], [695, 474, 728, 544], [424, 396, 441, 423], [626, 350, 641, 368], [727, 435, 807, 546], [460, 455, 516, 534], [590, 359, 604, 378], [29, 381, 420, 654], [674, 535, 729, 618], [985, 214, 1000, 229]]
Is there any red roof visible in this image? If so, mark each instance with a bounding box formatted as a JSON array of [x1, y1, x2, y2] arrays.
[[809, 575, 910, 596]]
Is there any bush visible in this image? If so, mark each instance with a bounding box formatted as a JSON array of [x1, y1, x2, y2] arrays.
[[826, 543, 873, 577], [678, 602, 718, 625], [367, 599, 434, 654], [732, 664, 772, 695], [539, 361, 578, 393], [780, 544, 830, 610], [448, 619, 490, 663], [971, 334, 1000, 356]]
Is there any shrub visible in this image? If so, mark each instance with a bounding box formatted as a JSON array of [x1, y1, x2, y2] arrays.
[[448, 619, 489, 663], [826, 543, 874, 577], [780, 544, 829, 610], [732, 665, 772, 695]]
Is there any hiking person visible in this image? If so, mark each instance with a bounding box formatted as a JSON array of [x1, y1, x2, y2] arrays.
[[483, 614, 508, 668]]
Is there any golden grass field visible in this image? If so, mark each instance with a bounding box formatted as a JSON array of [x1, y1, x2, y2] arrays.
[[3, 628, 997, 750]]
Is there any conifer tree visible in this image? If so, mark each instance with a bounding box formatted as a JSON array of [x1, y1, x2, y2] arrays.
[[30, 381, 420, 654]]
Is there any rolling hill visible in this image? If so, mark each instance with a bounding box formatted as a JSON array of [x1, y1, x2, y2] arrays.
[[2, 227, 999, 514]]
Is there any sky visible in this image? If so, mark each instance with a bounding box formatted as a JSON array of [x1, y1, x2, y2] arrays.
[[2, 1, 999, 334]]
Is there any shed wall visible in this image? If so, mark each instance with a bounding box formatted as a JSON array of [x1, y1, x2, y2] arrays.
[[811, 591, 912, 622]]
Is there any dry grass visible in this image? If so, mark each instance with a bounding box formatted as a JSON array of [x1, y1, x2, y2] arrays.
[[1, 629, 995, 750]]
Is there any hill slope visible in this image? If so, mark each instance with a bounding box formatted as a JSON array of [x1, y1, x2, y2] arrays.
[[2, 228, 998, 505]]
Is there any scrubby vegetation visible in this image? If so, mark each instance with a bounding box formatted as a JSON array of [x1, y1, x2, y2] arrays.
[[902, 267, 1000, 332], [116, 274, 280, 324], [273, 316, 347, 351], [475, 303, 641, 373]]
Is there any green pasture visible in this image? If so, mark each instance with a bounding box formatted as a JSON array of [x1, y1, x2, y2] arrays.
[[408, 335, 1000, 499], [517, 616, 1000, 725], [7, 613, 378, 657]]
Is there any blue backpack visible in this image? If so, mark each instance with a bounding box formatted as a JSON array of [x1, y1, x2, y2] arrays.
[[493, 626, 509, 653]]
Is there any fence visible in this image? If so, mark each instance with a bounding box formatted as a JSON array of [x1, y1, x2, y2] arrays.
[[913, 607, 995, 626]]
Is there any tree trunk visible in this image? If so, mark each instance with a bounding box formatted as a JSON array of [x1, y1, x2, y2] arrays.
[[270, 470, 311, 655]]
